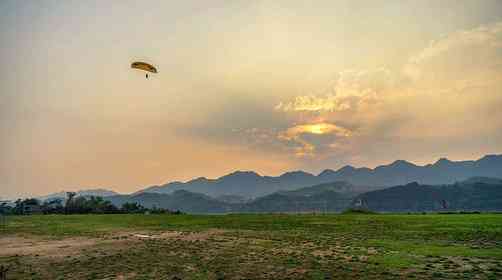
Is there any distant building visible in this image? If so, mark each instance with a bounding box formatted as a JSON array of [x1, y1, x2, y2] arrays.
[[354, 199, 364, 208]]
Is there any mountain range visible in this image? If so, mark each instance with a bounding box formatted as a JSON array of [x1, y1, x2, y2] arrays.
[[135, 154, 502, 198], [105, 177, 502, 213], [107, 181, 359, 213], [352, 177, 502, 212], [32, 154, 502, 213]]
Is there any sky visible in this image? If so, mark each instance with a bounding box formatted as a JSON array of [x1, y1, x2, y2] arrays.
[[1, 0, 502, 198]]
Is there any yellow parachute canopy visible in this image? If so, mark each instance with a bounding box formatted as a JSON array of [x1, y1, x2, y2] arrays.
[[131, 62, 158, 73]]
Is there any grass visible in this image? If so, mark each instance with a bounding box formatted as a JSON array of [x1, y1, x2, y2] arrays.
[[1, 213, 502, 279]]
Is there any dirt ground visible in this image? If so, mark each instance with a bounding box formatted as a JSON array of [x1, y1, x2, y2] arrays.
[[0, 229, 226, 258], [3, 229, 501, 279]]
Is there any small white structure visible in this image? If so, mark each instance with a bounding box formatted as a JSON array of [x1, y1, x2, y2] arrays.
[[354, 199, 364, 208]]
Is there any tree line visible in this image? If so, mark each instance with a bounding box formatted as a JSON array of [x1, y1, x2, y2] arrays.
[[0, 192, 182, 215]]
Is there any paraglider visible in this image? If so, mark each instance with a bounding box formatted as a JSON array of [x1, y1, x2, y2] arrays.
[[131, 61, 158, 79]]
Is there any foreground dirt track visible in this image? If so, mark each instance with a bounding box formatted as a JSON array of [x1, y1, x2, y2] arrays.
[[1, 214, 502, 279]]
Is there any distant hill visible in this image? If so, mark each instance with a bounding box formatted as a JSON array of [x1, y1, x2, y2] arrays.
[[277, 181, 363, 196], [107, 190, 232, 213], [214, 194, 250, 204], [319, 155, 502, 187], [108, 181, 358, 213], [242, 181, 359, 213], [38, 189, 119, 201], [459, 177, 502, 185], [104, 177, 502, 213], [137, 154, 502, 198], [137, 171, 325, 198], [352, 178, 502, 212]]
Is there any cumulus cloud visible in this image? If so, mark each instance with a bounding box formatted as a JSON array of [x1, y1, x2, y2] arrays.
[[271, 21, 502, 163], [405, 21, 502, 90], [193, 21, 502, 167], [275, 67, 401, 115]]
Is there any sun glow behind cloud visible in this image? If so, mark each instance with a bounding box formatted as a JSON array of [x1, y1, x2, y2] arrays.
[[280, 123, 352, 138], [276, 123, 352, 157]]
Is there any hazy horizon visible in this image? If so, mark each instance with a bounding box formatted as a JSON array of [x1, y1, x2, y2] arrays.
[[3, 153, 501, 200], [2, 0, 502, 198]]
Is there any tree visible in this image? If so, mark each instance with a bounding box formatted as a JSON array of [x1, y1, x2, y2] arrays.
[[121, 202, 145, 213], [42, 198, 64, 214], [0, 202, 12, 215], [12, 198, 40, 215], [65, 192, 77, 214]]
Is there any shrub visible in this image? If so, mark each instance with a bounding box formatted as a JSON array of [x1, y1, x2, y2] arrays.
[[342, 208, 378, 214]]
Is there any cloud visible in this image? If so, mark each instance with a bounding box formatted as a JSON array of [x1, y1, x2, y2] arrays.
[[275, 94, 351, 112], [408, 22, 502, 66], [271, 21, 502, 164], [277, 122, 352, 157], [397, 21, 502, 138], [275, 67, 400, 115], [272, 68, 402, 158], [279, 123, 352, 140], [405, 21, 502, 89]]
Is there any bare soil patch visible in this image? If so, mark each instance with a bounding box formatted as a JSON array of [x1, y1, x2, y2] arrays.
[[0, 229, 226, 259], [0, 236, 102, 258]]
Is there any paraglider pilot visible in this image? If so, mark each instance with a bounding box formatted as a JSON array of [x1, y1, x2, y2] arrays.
[[131, 61, 157, 79]]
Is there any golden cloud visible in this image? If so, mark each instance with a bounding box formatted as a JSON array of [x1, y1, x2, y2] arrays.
[[252, 22, 502, 162], [275, 94, 351, 112], [277, 122, 352, 157], [275, 68, 396, 114], [279, 123, 352, 139]]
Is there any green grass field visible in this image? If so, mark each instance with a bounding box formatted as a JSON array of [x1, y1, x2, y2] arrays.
[[1, 213, 502, 279]]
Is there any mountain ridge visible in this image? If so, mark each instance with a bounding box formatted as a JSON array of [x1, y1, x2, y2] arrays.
[[352, 178, 502, 212], [136, 154, 502, 198], [32, 154, 502, 200], [105, 177, 502, 213]]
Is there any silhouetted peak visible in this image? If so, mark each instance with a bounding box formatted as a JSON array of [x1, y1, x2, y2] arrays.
[[337, 165, 356, 173], [375, 160, 417, 171], [389, 160, 415, 167], [434, 158, 452, 166], [187, 177, 209, 184], [478, 154, 502, 163], [405, 182, 420, 187], [220, 170, 261, 180], [318, 169, 336, 177], [279, 170, 314, 179]]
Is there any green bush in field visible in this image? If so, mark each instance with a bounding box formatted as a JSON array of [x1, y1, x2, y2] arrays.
[[342, 208, 378, 214]]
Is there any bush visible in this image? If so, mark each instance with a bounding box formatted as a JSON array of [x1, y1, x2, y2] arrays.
[[342, 208, 378, 214], [438, 211, 482, 214]]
